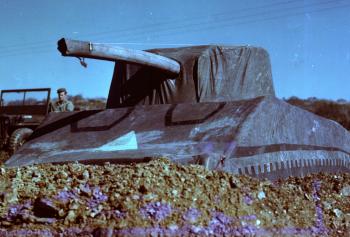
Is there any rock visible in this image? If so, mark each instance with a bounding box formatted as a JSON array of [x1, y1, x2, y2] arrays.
[[65, 210, 76, 223], [93, 227, 114, 237], [22, 211, 57, 224], [345, 214, 350, 228], [4, 188, 18, 204], [82, 170, 90, 180], [183, 208, 201, 223], [79, 183, 92, 197], [257, 191, 266, 200], [255, 219, 261, 226], [340, 185, 350, 196], [333, 208, 343, 218], [322, 201, 332, 210], [33, 197, 59, 218]]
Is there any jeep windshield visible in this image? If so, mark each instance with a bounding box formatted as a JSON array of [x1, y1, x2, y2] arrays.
[[0, 88, 51, 115], [1, 89, 50, 106]]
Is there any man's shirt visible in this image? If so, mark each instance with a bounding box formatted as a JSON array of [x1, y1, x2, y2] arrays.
[[50, 100, 74, 112]]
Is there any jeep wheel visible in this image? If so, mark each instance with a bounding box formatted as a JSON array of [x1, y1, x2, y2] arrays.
[[9, 128, 33, 154]]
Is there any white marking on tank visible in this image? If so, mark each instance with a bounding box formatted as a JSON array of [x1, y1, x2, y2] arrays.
[[96, 131, 138, 151], [255, 72, 262, 81], [311, 120, 319, 133]]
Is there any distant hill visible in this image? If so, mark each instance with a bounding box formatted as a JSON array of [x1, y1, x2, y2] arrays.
[[285, 97, 350, 131]]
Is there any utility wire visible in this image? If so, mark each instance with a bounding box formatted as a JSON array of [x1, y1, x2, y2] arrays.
[[86, 0, 348, 44], [0, 0, 343, 54], [1, 0, 348, 57], [81, 0, 341, 41], [0, 0, 335, 52], [0, 0, 298, 50], [112, 2, 350, 45]]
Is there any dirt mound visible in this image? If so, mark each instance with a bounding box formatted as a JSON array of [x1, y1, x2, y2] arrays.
[[0, 158, 349, 236]]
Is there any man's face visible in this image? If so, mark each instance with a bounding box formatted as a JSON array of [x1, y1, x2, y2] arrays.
[[58, 92, 67, 102]]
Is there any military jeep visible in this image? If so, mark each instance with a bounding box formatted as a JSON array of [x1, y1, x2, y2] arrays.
[[0, 88, 51, 153]]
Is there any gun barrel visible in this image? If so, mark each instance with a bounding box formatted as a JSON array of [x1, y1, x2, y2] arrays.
[[57, 38, 180, 75]]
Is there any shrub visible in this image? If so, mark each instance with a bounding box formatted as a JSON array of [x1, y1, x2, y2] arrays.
[[285, 97, 350, 131]]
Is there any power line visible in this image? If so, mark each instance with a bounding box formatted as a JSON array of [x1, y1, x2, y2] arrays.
[[64, 0, 301, 40], [116, 2, 350, 45], [0, 0, 326, 53], [1, 0, 348, 57], [87, 0, 339, 41], [0, 0, 341, 54], [85, 0, 347, 44], [0, 0, 296, 50]]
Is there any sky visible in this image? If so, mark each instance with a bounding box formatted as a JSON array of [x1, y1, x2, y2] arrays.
[[0, 0, 349, 101]]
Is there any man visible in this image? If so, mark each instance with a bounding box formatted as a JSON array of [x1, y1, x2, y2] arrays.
[[49, 88, 74, 112]]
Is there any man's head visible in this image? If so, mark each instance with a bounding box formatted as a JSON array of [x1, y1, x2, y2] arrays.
[[57, 88, 67, 102]]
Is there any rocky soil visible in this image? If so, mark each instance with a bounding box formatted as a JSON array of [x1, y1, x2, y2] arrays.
[[0, 157, 349, 236]]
